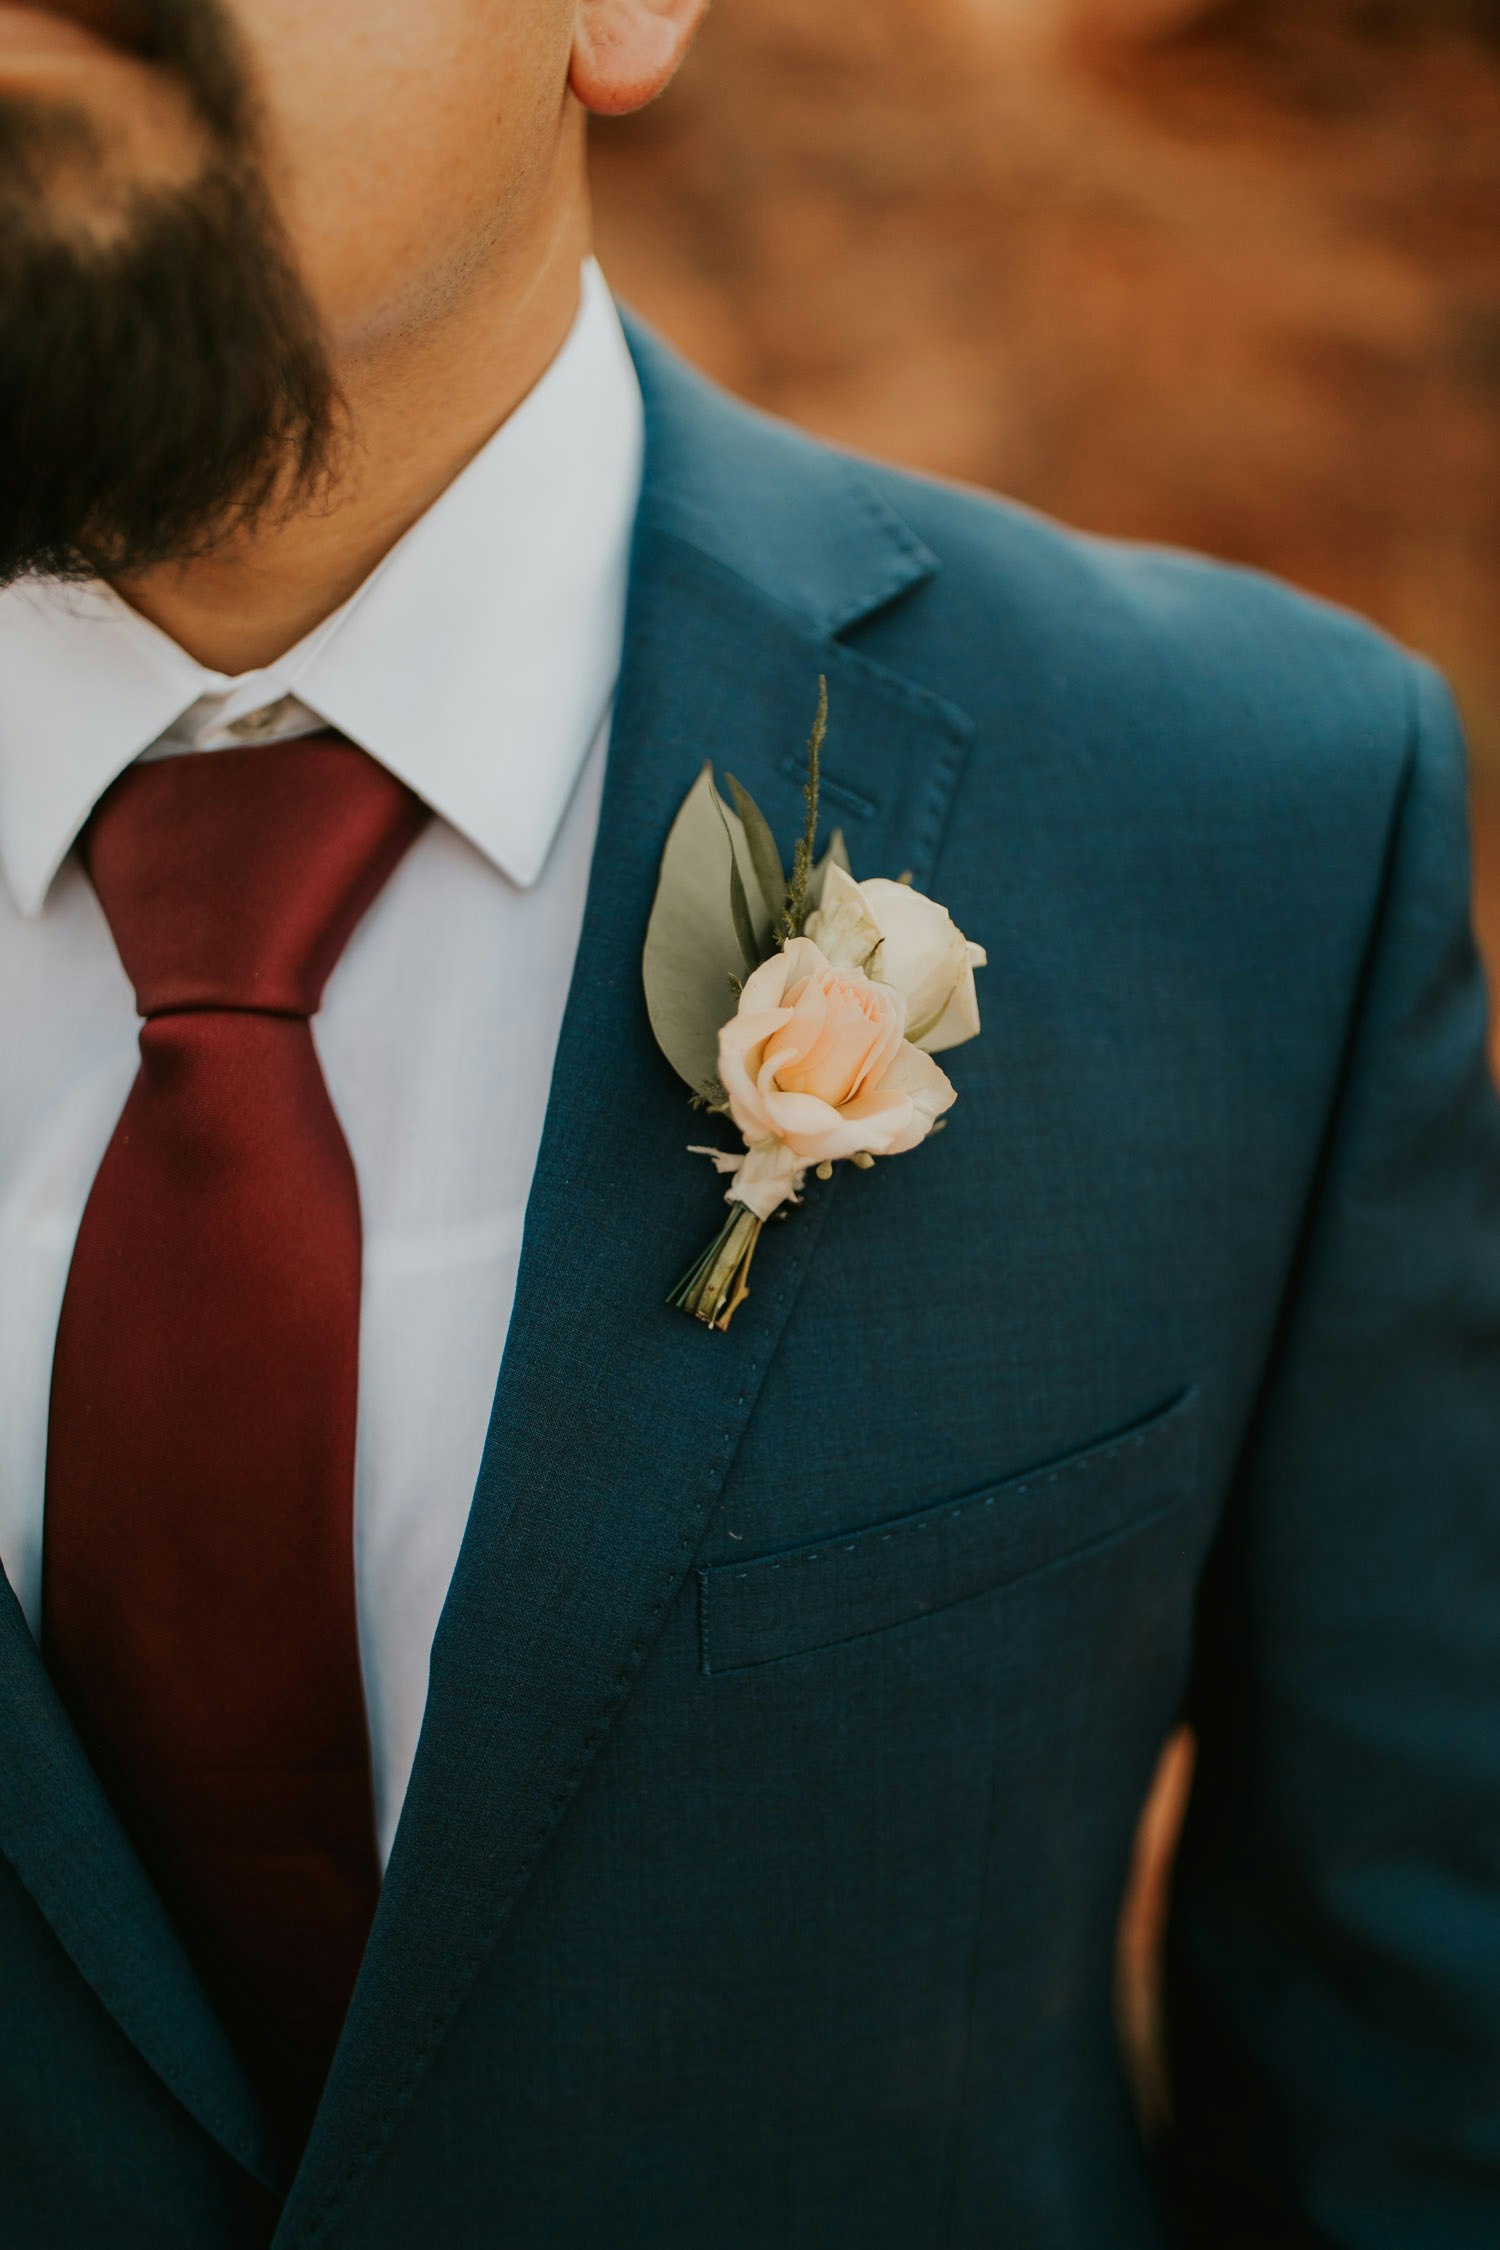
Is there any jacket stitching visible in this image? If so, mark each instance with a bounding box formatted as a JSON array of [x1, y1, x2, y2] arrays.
[[724, 1410, 1181, 1583]]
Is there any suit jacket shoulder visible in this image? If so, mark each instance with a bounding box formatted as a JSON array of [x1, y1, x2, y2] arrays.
[[852, 448, 1426, 838], [626, 310, 1435, 929]]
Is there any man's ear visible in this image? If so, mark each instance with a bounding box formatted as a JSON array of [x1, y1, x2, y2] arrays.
[[569, 0, 710, 119]]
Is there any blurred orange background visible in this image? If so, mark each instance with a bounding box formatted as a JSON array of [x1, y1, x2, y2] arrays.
[[592, 0, 1500, 2120], [595, 0, 1500, 1024]]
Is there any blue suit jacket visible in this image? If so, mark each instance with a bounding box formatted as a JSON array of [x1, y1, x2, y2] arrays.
[[4, 316, 1499, 2250]]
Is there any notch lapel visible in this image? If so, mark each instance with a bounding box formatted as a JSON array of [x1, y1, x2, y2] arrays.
[[274, 322, 973, 2246]]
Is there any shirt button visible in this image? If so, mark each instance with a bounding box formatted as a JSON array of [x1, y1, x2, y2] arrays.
[[225, 698, 291, 741]]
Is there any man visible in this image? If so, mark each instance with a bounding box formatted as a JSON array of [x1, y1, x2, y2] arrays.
[[0, 2, 1496, 2246]]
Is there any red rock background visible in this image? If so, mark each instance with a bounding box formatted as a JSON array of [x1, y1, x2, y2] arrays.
[[592, 0, 1500, 2120]]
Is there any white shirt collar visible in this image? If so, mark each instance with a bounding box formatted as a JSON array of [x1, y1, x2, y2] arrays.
[[0, 258, 644, 915]]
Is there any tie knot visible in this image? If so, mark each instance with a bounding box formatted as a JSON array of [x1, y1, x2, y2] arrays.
[[81, 737, 429, 1020]]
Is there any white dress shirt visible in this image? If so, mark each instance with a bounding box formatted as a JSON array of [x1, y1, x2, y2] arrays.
[[0, 259, 644, 1865]]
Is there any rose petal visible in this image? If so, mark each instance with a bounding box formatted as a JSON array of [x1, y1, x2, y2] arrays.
[[842, 1040, 957, 1153], [774, 978, 894, 1106], [756, 1084, 870, 1163], [719, 1003, 795, 1143], [804, 861, 884, 971], [916, 951, 983, 1055]]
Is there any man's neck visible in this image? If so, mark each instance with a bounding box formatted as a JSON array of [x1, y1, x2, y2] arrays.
[[115, 200, 592, 679]]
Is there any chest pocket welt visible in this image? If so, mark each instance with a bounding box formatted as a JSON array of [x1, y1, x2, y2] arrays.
[[698, 1387, 1199, 1674]]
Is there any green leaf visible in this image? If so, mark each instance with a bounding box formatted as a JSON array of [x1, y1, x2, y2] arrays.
[[714, 785, 760, 975], [725, 773, 787, 928], [642, 765, 772, 1093], [782, 675, 829, 938]]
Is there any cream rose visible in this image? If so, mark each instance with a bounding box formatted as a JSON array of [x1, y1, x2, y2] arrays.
[[806, 862, 987, 1053], [715, 936, 956, 1216]]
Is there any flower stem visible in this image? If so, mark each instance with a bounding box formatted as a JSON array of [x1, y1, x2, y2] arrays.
[[667, 1203, 764, 1331]]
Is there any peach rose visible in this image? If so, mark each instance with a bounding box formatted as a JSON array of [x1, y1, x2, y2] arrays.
[[715, 936, 956, 1216]]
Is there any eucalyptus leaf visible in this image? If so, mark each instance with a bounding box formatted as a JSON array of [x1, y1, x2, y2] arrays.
[[783, 676, 829, 936], [713, 786, 760, 975], [725, 773, 787, 927], [643, 765, 773, 1094]]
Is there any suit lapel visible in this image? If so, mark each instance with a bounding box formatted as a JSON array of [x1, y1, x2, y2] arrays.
[[275, 323, 973, 2245], [0, 1573, 276, 2183]]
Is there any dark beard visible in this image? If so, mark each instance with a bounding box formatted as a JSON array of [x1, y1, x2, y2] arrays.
[[0, 6, 337, 587]]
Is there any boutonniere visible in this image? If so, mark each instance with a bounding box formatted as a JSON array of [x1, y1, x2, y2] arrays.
[[644, 681, 986, 1331]]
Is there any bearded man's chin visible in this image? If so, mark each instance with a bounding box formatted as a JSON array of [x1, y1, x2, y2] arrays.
[[0, 10, 336, 589], [0, 139, 336, 586]]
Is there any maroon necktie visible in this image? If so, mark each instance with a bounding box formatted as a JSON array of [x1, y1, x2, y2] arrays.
[[42, 736, 428, 2144]]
